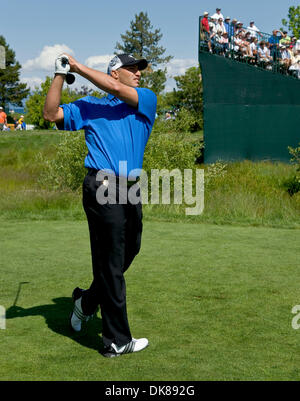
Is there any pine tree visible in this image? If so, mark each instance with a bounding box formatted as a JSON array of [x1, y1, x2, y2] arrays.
[[115, 12, 173, 94], [0, 36, 29, 110]]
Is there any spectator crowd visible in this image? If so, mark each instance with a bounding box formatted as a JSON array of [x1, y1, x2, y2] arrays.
[[0, 107, 26, 131], [201, 8, 300, 78]]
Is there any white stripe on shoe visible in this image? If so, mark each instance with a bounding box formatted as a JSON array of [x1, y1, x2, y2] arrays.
[[103, 338, 149, 357]]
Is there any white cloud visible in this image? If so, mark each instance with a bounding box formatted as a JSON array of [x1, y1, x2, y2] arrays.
[[166, 58, 198, 77], [23, 44, 74, 71], [85, 54, 113, 72], [21, 76, 43, 90]]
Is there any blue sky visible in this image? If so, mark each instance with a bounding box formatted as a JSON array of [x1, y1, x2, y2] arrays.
[[1, 0, 297, 91]]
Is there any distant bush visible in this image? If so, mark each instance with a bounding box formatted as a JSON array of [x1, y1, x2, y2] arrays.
[[153, 108, 202, 134], [37, 132, 87, 191], [283, 144, 300, 195], [143, 131, 201, 173]]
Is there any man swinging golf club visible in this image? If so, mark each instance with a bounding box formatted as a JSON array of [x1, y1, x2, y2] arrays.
[[43, 53, 157, 357]]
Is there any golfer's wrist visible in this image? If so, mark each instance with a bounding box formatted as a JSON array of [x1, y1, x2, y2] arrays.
[[72, 62, 85, 75], [54, 73, 66, 80]]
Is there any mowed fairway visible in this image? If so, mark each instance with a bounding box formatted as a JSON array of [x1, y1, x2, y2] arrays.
[[1, 220, 300, 381]]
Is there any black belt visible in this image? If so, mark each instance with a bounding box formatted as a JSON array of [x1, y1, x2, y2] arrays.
[[87, 169, 140, 188]]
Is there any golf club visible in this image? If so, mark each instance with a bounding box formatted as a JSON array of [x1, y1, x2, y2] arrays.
[[61, 56, 75, 85]]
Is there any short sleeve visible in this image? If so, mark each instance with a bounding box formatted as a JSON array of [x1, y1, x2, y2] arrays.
[[135, 88, 157, 126], [60, 99, 87, 131]]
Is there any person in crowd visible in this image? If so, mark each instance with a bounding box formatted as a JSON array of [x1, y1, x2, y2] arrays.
[[219, 32, 229, 55], [231, 18, 238, 35], [249, 37, 259, 64], [201, 12, 212, 52], [247, 21, 262, 40], [294, 38, 300, 52], [258, 40, 273, 68], [268, 29, 284, 62], [244, 31, 252, 45], [209, 21, 217, 52], [216, 17, 226, 35], [211, 8, 224, 21], [233, 32, 251, 57], [280, 31, 291, 46], [224, 17, 231, 33], [289, 48, 300, 78], [287, 44, 295, 59], [0, 106, 7, 131], [214, 30, 225, 54], [236, 21, 246, 35], [224, 17, 234, 42], [278, 44, 291, 73], [291, 36, 297, 48]]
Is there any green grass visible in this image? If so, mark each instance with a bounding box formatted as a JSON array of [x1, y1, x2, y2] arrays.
[[1, 220, 300, 380], [1, 130, 300, 380]]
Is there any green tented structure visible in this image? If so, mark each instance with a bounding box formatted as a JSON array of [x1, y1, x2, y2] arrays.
[[199, 49, 300, 163]]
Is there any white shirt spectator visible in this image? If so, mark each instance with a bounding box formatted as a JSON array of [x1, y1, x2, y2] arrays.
[[247, 24, 261, 39], [250, 41, 258, 57], [211, 12, 224, 21], [216, 22, 226, 34], [209, 22, 217, 35], [258, 46, 270, 60], [295, 40, 300, 52], [289, 51, 300, 77], [234, 36, 245, 53], [281, 49, 291, 60]]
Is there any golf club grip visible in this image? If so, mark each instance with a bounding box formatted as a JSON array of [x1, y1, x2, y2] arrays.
[[66, 73, 75, 85], [61, 57, 75, 85]]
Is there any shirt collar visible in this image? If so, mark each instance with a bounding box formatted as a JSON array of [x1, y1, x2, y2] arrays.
[[108, 93, 120, 101]]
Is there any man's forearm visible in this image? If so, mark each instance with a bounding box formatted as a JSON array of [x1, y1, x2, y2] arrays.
[[76, 63, 119, 95], [43, 74, 64, 122], [75, 62, 138, 108]]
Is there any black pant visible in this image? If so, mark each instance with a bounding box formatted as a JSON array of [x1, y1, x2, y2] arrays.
[[81, 170, 143, 347]]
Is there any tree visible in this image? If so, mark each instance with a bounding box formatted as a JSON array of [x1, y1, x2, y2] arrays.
[[0, 35, 29, 110], [173, 67, 203, 114], [25, 76, 82, 129], [282, 6, 300, 38], [157, 67, 203, 131], [115, 12, 173, 94]]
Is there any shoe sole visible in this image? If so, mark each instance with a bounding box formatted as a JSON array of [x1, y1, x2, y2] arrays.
[[70, 287, 84, 333]]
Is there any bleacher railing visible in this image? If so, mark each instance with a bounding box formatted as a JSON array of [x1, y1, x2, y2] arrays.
[[199, 16, 300, 79]]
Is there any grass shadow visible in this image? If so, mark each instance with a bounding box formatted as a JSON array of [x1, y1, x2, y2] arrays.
[[6, 296, 104, 352]]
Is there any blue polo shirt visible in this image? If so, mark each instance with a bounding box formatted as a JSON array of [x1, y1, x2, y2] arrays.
[[268, 35, 282, 48], [61, 87, 157, 177]]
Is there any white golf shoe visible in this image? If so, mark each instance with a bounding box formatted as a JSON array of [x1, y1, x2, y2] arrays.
[[70, 287, 92, 332], [102, 337, 149, 358]]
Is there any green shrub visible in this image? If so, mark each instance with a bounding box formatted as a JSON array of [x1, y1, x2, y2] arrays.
[[153, 108, 202, 134], [143, 131, 201, 173], [283, 144, 300, 195], [283, 175, 300, 196], [37, 131, 87, 191], [173, 108, 202, 133]]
